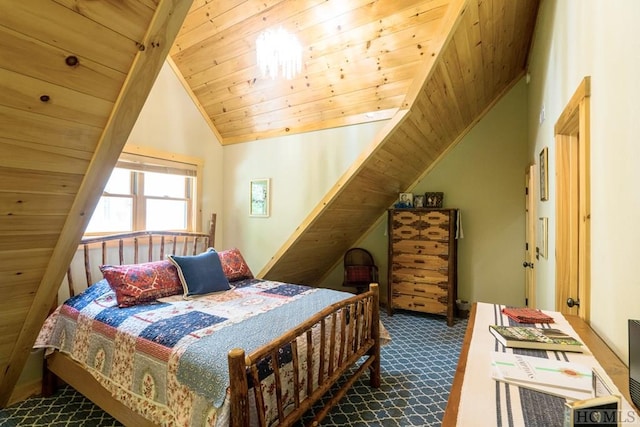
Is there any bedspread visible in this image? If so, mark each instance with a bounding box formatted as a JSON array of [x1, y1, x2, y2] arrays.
[[35, 278, 353, 426]]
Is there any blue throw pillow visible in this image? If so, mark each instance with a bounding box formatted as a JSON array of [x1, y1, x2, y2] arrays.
[[168, 248, 231, 297]]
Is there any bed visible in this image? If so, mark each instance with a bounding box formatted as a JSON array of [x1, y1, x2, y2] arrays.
[[36, 226, 381, 426]]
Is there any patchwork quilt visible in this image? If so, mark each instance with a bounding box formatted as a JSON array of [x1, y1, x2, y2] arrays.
[[35, 278, 353, 426]]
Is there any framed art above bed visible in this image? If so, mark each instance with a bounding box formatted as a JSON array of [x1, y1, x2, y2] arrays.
[[250, 178, 270, 217]]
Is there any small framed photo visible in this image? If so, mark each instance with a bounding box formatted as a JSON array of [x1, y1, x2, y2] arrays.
[[414, 194, 425, 208], [425, 192, 443, 208], [250, 178, 270, 217], [397, 192, 413, 208], [539, 147, 548, 201]]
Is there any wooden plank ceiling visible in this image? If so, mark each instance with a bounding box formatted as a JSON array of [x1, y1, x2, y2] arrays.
[[258, 0, 540, 284], [0, 0, 539, 406], [171, 0, 458, 144], [0, 0, 193, 406], [170, 0, 539, 284]]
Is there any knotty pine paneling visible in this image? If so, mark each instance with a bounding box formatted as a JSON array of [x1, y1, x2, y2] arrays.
[[261, 0, 539, 285], [0, 27, 125, 101], [0, 215, 67, 234], [0, 0, 192, 406], [0, 193, 75, 216], [0, 107, 103, 152], [0, 168, 81, 195], [0, 268, 48, 289], [0, 235, 59, 252], [171, 0, 460, 144], [0, 139, 92, 175], [53, 0, 156, 42], [0, 68, 113, 128], [3, 2, 138, 73]]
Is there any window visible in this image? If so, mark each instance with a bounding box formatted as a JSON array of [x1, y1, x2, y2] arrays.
[[85, 150, 200, 234]]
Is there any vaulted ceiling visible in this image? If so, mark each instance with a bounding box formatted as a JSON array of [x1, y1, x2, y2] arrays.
[[251, 0, 540, 284], [170, 0, 457, 144], [0, 0, 539, 406]]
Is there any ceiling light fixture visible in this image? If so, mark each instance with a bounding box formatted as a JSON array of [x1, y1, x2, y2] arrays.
[[256, 27, 302, 80]]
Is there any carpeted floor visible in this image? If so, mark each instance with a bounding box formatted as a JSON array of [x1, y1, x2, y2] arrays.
[[0, 310, 467, 427]]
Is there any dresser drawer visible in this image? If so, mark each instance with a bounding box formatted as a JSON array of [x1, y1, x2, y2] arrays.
[[392, 211, 421, 225], [392, 282, 448, 298], [391, 268, 448, 285], [422, 211, 450, 226], [391, 294, 447, 315], [392, 253, 448, 270], [392, 225, 420, 240], [392, 239, 449, 256], [421, 225, 450, 241]]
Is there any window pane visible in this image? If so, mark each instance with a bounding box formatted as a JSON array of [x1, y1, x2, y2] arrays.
[[146, 199, 187, 230], [144, 172, 187, 198], [85, 197, 133, 233], [104, 168, 131, 194]]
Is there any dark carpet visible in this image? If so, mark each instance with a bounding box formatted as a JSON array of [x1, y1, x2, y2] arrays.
[[0, 310, 467, 426]]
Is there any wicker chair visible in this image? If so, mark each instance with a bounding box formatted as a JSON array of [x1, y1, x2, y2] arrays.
[[342, 248, 378, 294]]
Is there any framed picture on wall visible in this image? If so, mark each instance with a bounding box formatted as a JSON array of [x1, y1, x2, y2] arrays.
[[539, 147, 548, 201], [250, 178, 270, 217]]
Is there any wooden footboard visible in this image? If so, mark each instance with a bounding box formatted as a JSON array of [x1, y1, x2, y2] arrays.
[[228, 283, 380, 427], [44, 284, 380, 426]]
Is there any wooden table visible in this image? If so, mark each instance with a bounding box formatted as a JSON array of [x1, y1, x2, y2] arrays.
[[443, 303, 638, 426]]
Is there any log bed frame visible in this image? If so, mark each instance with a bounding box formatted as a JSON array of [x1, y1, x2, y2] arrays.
[[43, 224, 381, 427]]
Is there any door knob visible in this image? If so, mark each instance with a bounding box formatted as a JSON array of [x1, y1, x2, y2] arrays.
[[523, 262, 534, 268], [566, 297, 580, 308]]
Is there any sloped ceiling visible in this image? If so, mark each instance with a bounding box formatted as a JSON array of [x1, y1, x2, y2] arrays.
[[0, 0, 194, 406], [170, 0, 458, 144], [170, 0, 540, 285], [259, 0, 540, 285], [0, 0, 539, 407]]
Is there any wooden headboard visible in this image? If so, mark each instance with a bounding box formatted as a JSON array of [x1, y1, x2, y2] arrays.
[[63, 214, 216, 299]]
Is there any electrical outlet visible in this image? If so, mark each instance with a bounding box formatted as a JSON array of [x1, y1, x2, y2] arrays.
[[539, 104, 545, 125]]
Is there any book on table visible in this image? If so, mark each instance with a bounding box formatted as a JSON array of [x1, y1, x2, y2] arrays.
[[491, 351, 594, 401], [501, 306, 554, 323], [489, 325, 585, 353]]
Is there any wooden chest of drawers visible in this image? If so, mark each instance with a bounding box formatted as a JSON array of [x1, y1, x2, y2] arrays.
[[387, 208, 458, 326]]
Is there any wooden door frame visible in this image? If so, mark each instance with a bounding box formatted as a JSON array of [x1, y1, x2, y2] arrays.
[[525, 164, 536, 308], [555, 77, 591, 321]]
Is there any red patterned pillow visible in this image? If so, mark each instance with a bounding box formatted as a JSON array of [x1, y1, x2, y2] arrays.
[[218, 248, 254, 282], [100, 260, 182, 308]]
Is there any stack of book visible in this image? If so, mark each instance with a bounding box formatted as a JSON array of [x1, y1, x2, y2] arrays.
[[502, 307, 554, 323]]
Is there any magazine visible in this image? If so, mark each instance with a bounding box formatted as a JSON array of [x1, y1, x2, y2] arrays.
[[491, 352, 593, 399], [489, 325, 585, 353]]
